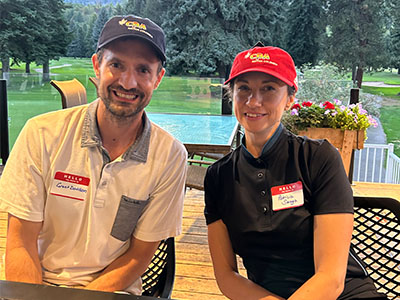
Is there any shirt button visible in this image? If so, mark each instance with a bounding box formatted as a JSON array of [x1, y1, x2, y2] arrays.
[[263, 206, 268, 214], [257, 172, 264, 178], [260, 190, 266, 196], [101, 181, 107, 186]]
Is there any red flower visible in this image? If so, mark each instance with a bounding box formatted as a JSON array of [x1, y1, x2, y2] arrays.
[[323, 101, 335, 110], [292, 103, 301, 110], [302, 101, 313, 107]]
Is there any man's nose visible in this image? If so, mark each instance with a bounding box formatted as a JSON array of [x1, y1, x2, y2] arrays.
[[119, 70, 138, 90]]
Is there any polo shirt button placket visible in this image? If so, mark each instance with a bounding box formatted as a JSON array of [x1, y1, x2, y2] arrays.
[[263, 206, 268, 215]]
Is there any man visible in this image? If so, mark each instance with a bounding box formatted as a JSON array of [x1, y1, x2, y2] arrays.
[[0, 15, 187, 294]]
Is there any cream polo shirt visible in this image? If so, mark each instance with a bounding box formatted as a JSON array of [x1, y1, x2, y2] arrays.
[[0, 100, 187, 294]]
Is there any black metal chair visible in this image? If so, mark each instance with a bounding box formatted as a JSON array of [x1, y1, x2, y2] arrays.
[[141, 237, 175, 298], [353, 196, 400, 299], [50, 78, 87, 109]]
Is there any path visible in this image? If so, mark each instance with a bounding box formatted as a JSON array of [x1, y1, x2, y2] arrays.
[[34, 64, 72, 74], [363, 81, 400, 88]]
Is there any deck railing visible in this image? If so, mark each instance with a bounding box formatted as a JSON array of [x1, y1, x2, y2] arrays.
[[353, 143, 400, 184]]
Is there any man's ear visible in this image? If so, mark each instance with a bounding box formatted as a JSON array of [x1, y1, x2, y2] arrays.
[[92, 53, 100, 78], [154, 68, 166, 90]]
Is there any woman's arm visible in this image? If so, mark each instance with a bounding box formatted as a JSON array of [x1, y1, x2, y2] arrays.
[[5, 214, 43, 283], [288, 213, 353, 300], [208, 220, 285, 300]]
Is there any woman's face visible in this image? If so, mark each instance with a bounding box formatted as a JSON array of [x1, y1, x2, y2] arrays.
[[233, 71, 295, 142]]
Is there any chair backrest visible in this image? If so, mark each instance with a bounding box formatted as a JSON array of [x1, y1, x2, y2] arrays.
[[185, 159, 213, 191], [352, 196, 400, 299], [89, 76, 99, 89], [141, 237, 175, 298], [50, 78, 87, 109]]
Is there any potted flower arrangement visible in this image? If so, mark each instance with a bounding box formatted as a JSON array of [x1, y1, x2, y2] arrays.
[[282, 99, 378, 175]]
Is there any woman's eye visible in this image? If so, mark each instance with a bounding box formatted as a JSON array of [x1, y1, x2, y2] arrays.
[[237, 85, 250, 91], [263, 86, 275, 92]]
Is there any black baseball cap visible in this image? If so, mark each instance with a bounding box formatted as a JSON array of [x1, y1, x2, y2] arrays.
[[97, 15, 166, 63]]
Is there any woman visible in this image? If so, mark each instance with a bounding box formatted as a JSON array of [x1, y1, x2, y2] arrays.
[[204, 45, 387, 300]]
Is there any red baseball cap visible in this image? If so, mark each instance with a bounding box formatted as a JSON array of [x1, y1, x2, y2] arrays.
[[225, 46, 298, 91]]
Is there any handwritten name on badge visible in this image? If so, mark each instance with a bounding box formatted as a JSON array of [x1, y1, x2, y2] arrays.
[[271, 181, 304, 211], [50, 171, 90, 201]]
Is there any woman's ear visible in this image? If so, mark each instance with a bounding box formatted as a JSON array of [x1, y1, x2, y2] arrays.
[[285, 94, 296, 111]]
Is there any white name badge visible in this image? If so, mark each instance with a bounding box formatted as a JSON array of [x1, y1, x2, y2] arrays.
[[271, 181, 304, 211], [50, 171, 90, 201]]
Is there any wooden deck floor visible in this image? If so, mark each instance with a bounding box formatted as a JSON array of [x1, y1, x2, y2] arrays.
[[0, 189, 228, 299]]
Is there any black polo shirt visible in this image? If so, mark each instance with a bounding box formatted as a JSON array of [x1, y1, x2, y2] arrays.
[[204, 126, 385, 299]]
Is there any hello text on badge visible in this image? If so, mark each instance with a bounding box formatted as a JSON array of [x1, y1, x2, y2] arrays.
[[271, 181, 304, 211], [50, 171, 90, 201]]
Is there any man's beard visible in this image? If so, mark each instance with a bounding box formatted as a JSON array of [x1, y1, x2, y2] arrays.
[[100, 86, 148, 120]]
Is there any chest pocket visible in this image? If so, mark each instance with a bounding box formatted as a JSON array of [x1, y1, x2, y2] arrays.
[[111, 195, 149, 241]]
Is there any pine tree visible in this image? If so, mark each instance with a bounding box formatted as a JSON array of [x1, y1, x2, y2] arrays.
[[91, 6, 111, 51], [285, 0, 324, 66]]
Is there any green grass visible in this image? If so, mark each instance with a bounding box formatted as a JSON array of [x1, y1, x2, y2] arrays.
[[362, 70, 400, 85], [380, 107, 400, 157], [361, 86, 400, 101], [3, 58, 224, 149]]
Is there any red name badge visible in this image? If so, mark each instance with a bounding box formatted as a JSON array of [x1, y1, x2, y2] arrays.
[[50, 171, 90, 201], [271, 181, 304, 211]]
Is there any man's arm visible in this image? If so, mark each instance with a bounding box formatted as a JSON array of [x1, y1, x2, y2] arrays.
[[5, 214, 43, 283], [84, 237, 160, 292]]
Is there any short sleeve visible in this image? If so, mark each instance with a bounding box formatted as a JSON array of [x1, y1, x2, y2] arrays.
[[309, 140, 354, 215], [0, 118, 46, 221], [204, 164, 222, 225]]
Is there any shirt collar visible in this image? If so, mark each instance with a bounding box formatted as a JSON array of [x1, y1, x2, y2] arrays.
[[81, 99, 151, 163], [242, 123, 283, 159]]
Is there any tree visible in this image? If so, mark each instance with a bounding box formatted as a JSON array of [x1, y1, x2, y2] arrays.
[[386, 0, 400, 73], [285, 0, 325, 66], [163, 0, 285, 78], [322, 0, 388, 87], [91, 6, 111, 52], [0, 0, 33, 76], [35, 0, 71, 81]]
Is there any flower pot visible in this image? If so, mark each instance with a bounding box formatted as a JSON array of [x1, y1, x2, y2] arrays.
[[298, 128, 365, 176]]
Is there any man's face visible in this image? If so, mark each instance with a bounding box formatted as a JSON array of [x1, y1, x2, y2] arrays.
[[92, 38, 165, 120]]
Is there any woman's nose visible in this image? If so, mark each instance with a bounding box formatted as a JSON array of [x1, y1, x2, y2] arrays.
[[246, 92, 262, 107]]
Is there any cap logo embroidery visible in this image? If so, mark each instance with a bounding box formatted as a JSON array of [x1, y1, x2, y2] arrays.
[[118, 18, 153, 39], [248, 52, 278, 66], [119, 18, 147, 30]]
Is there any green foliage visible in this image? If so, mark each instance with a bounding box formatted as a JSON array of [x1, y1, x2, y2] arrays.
[[282, 100, 377, 134], [285, 0, 324, 66], [162, 0, 285, 77], [0, 0, 70, 76], [296, 63, 382, 118], [297, 63, 353, 103], [321, 0, 388, 85], [92, 6, 111, 51]]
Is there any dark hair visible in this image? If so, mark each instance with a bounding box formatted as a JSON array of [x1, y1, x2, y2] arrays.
[[96, 38, 164, 74]]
